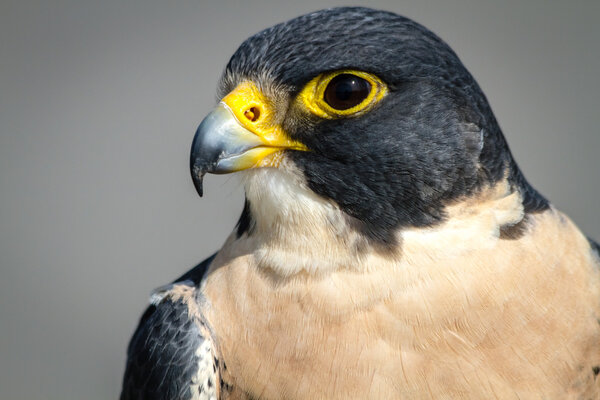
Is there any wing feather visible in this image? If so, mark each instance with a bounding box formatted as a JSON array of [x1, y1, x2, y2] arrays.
[[121, 256, 220, 400]]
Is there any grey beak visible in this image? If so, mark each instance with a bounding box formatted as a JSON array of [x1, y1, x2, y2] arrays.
[[190, 103, 263, 196]]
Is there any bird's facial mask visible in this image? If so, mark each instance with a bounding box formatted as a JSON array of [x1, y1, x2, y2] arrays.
[[190, 81, 307, 196]]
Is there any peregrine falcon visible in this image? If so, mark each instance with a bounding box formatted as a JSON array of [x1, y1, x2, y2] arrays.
[[121, 7, 600, 399]]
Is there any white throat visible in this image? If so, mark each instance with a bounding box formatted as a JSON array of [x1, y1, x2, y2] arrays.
[[237, 164, 525, 277], [240, 164, 372, 276]]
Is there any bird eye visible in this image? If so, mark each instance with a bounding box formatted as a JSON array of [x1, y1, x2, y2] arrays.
[[323, 74, 371, 110], [297, 70, 387, 119]]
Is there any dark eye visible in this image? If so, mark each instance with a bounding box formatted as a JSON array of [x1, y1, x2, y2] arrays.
[[323, 74, 371, 110]]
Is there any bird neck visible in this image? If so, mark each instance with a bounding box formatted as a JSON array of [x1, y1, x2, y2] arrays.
[[234, 167, 527, 277], [238, 166, 368, 276]]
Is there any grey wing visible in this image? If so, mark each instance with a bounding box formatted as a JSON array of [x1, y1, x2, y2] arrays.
[[121, 257, 220, 400]]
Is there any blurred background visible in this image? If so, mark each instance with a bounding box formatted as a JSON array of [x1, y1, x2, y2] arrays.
[[1, 1, 598, 399]]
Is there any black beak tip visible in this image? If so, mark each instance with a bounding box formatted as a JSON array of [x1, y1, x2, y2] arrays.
[[190, 164, 205, 197]]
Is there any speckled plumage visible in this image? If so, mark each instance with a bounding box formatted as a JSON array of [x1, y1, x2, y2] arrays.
[[122, 7, 600, 399], [121, 258, 221, 400]]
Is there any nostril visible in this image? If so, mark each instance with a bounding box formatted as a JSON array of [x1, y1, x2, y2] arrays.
[[243, 106, 260, 122]]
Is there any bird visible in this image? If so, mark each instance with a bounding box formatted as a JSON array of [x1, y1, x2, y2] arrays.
[[120, 7, 600, 399]]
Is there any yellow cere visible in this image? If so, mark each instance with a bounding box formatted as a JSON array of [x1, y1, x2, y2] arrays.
[[221, 81, 307, 151], [298, 70, 388, 119]]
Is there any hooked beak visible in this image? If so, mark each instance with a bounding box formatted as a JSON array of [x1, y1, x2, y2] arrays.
[[190, 81, 307, 196]]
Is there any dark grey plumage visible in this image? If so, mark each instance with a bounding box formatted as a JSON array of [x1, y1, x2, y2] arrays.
[[122, 7, 598, 400], [121, 257, 217, 400], [591, 238, 600, 258], [222, 7, 547, 244]]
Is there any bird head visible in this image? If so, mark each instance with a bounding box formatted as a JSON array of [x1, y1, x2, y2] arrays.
[[190, 7, 545, 271]]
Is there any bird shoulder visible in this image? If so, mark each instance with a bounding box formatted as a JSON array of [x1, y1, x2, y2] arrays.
[[121, 273, 226, 400]]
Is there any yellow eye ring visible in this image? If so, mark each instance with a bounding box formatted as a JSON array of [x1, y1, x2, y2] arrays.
[[298, 70, 388, 119]]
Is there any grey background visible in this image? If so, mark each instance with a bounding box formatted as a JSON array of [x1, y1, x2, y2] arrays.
[[1, 1, 598, 399]]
